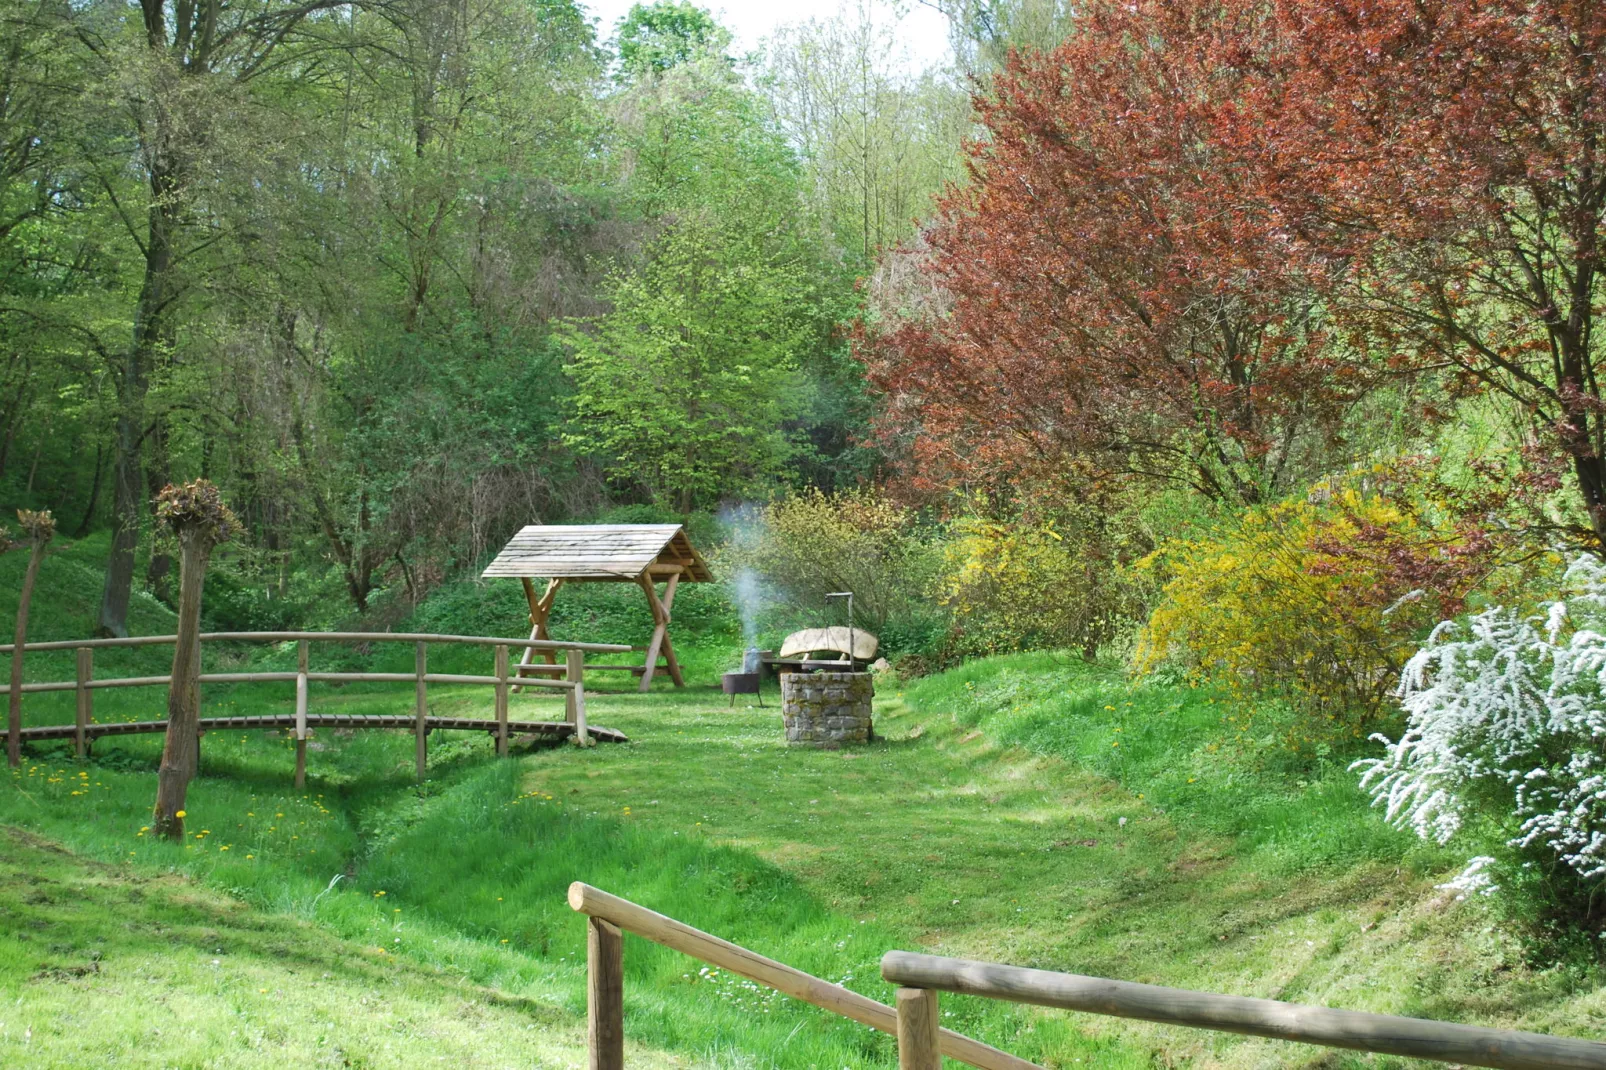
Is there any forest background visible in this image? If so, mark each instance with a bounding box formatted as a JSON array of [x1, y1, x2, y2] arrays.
[[12, 0, 1606, 954]]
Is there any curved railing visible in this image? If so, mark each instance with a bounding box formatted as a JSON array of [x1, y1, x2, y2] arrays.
[[2, 631, 633, 782]]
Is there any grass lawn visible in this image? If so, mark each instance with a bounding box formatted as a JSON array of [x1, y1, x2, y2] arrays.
[[3, 535, 1605, 1066]]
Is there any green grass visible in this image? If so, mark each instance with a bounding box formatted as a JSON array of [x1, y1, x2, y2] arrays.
[[4, 539, 1606, 1066], [0, 824, 690, 1069]]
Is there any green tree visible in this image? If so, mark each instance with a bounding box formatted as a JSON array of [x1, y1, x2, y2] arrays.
[[616, 1, 731, 76], [563, 221, 815, 509]]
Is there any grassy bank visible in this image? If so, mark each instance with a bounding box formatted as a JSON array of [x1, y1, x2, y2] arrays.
[[4, 537, 1605, 1066]]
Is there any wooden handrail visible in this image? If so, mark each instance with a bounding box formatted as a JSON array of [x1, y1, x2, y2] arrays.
[[566, 882, 1040, 1070], [881, 952, 1606, 1070], [0, 631, 633, 654], [0, 671, 576, 694], [5, 629, 605, 780]]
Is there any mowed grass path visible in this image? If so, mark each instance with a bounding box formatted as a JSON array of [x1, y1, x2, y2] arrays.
[[517, 679, 1606, 1067], [4, 649, 1606, 1066]]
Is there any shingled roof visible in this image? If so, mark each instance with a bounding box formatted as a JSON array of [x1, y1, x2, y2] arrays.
[[480, 524, 713, 582]]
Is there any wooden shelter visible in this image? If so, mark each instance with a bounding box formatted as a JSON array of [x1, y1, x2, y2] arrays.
[[482, 524, 713, 691]]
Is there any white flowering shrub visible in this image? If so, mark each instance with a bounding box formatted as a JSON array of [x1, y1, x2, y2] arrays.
[[1355, 555, 1606, 933]]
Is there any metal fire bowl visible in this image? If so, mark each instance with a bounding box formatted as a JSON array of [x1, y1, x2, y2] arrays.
[[721, 672, 761, 695]]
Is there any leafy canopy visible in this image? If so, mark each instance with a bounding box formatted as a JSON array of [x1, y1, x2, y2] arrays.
[[617, 1, 731, 76]]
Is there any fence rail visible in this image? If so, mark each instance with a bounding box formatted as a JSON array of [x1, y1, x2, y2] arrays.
[[879, 951, 1606, 1070], [4, 631, 633, 782], [566, 882, 1040, 1070], [565, 883, 1606, 1070]]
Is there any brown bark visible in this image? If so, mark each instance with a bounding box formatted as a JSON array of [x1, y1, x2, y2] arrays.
[[151, 526, 209, 839], [7, 521, 51, 768]]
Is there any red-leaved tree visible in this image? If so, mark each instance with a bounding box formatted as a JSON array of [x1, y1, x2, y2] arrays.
[[860, 0, 1371, 505], [1220, 0, 1606, 546]]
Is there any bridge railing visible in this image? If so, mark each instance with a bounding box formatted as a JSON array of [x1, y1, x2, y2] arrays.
[[1, 631, 632, 782]]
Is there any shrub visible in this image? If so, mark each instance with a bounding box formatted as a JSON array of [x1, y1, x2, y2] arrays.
[[732, 489, 937, 634], [1136, 460, 1522, 736], [939, 516, 1142, 660], [1356, 555, 1606, 951]]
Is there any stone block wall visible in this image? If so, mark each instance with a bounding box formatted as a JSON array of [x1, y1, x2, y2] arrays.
[[780, 671, 874, 747]]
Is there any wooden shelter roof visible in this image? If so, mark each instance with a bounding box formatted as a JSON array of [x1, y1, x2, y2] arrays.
[[481, 524, 714, 582]]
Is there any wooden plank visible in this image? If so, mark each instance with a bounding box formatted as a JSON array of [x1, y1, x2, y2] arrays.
[[587, 917, 625, 1070], [878, 953, 1606, 1070], [75, 648, 92, 759], [0, 632, 633, 654], [567, 883, 1039, 1070], [294, 640, 309, 790], [494, 644, 509, 757], [568, 649, 590, 747], [414, 642, 427, 780], [19, 717, 629, 745], [898, 988, 942, 1070]]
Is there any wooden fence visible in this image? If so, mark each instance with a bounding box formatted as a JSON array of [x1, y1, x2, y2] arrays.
[[0, 631, 634, 785], [567, 882, 1039, 1070], [567, 882, 1606, 1070], [878, 951, 1606, 1070]]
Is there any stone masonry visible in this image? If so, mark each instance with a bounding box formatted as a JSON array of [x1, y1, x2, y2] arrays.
[[780, 671, 874, 747]]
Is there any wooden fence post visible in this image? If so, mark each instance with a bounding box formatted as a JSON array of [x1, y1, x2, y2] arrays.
[[294, 639, 309, 789], [414, 642, 427, 780], [494, 643, 509, 757], [567, 649, 590, 747], [588, 916, 624, 1070], [75, 647, 92, 759], [896, 987, 941, 1070]]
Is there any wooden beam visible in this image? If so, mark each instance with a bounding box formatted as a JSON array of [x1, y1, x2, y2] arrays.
[[879, 952, 1606, 1070], [75, 648, 92, 760], [414, 642, 427, 780], [294, 640, 308, 790], [897, 988, 942, 1070], [587, 917, 624, 1070], [494, 644, 510, 757], [636, 573, 682, 691], [567, 883, 1037, 1070]]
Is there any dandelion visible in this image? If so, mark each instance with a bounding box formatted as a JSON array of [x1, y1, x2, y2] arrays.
[[175, 810, 186, 818]]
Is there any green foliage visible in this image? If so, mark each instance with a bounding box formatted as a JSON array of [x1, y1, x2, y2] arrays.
[[616, 1, 732, 76], [730, 489, 939, 638], [1136, 462, 1542, 739], [561, 222, 815, 509], [939, 513, 1144, 661]]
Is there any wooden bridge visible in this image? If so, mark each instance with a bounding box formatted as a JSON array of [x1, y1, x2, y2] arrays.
[[16, 711, 627, 745], [1, 631, 632, 785]]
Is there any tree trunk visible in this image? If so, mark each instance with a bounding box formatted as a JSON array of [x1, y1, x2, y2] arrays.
[[144, 418, 173, 603], [7, 530, 50, 768], [98, 129, 179, 637], [74, 442, 104, 538], [152, 527, 209, 840]]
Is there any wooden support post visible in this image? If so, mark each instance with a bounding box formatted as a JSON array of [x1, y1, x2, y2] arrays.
[[75, 647, 93, 759], [294, 639, 308, 790], [568, 649, 590, 747], [587, 916, 624, 1070], [636, 573, 683, 692], [896, 987, 942, 1070], [565, 648, 580, 725], [414, 642, 427, 780], [514, 578, 563, 692], [494, 643, 509, 757]]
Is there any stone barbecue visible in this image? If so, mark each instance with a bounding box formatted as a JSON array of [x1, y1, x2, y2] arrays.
[[780, 671, 874, 747]]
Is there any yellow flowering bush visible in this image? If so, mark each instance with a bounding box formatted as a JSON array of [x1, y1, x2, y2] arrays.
[[941, 516, 1141, 660], [1136, 463, 1529, 735]]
